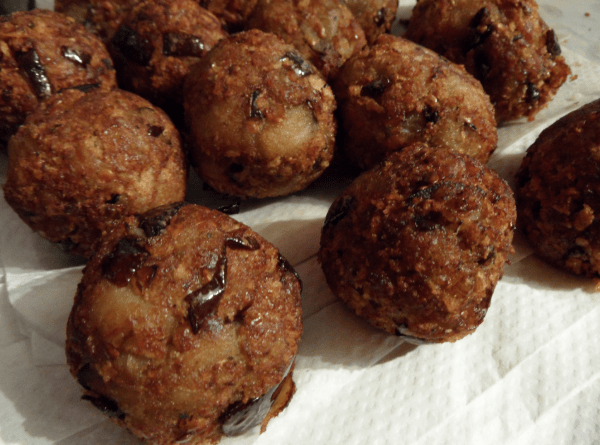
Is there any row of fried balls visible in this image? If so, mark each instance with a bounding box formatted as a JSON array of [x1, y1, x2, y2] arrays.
[[1, 0, 569, 258]]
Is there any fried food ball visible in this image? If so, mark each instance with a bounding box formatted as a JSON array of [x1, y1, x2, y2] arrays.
[[245, 0, 367, 80], [515, 98, 600, 277], [108, 0, 227, 106], [333, 34, 497, 170], [66, 202, 303, 445], [340, 0, 397, 45], [184, 29, 337, 199], [199, 0, 259, 30], [319, 143, 516, 343], [404, 0, 571, 123], [2, 88, 187, 258], [0, 9, 117, 149], [54, 0, 139, 43]]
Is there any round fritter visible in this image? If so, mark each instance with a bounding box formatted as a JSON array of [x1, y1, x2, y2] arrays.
[[66, 202, 303, 445], [0, 9, 117, 149], [200, 0, 259, 30], [319, 143, 516, 343], [340, 0, 397, 45], [184, 29, 337, 199], [2, 88, 187, 258], [404, 0, 571, 123], [108, 0, 227, 106], [333, 34, 497, 170], [245, 0, 367, 80], [54, 0, 140, 43], [516, 99, 600, 277]]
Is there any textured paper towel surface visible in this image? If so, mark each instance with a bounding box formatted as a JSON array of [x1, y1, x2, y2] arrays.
[[1, 1, 600, 444]]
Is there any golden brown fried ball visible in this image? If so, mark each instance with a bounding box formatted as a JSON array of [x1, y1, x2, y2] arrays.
[[55, 0, 255, 38], [246, 0, 367, 80], [108, 0, 227, 106], [404, 0, 571, 123], [57, 0, 256, 35], [340, 0, 398, 45], [199, 0, 259, 30], [0, 9, 117, 149], [333, 34, 497, 170], [66, 202, 302, 445], [516, 98, 600, 277], [2, 88, 187, 258], [319, 143, 516, 343], [184, 29, 337, 199], [54, 0, 140, 43]]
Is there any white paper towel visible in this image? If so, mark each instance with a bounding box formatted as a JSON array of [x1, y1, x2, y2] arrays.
[[1, 1, 600, 444]]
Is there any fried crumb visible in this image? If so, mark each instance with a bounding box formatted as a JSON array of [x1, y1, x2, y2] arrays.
[[66, 203, 302, 444], [516, 98, 600, 278], [184, 30, 336, 198], [3, 89, 187, 257], [405, 0, 572, 123], [319, 143, 516, 343], [333, 34, 497, 170]]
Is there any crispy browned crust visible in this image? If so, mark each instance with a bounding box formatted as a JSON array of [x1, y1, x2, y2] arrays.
[[184, 29, 337, 199], [319, 143, 516, 343], [2, 88, 187, 258], [56, 0, 256, 35], [405, 0, 571, 123], [0, 9, 117, 146], [260, 363, 296, 434], [66, 202, 302, 445], [340, 0, 398, 45], [54, 0, 140, 43], [199, 0, 259, 29], [108, 0, 227, 106], [516, 99, 600, 277], [333, 34, 497, 170], [245, 0, 367, 80]]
